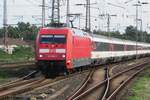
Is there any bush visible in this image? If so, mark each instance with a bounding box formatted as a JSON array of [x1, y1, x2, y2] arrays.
[[0, 46, 34, 62], [12, 46, 34, 59], [0, 49, 11, 58]]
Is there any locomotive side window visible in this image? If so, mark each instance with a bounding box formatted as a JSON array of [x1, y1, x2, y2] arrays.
[[40, 35, 66, 44]]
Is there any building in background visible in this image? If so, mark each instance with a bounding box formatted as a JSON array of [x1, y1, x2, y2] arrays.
[[0, 38, 29, 54]]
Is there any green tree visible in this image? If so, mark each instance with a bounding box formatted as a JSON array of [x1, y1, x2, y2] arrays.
[[93, 30, 123, 39], [0, 28, 4, 38], [0, 22, 39, 41], [7, 26, 20, 38], [124, 25, 137, 41]]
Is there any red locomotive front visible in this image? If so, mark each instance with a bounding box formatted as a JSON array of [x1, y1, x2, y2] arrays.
[[35, 27, 92, 76], [36, 27, 73, 75], [38, 33, 66, 60]]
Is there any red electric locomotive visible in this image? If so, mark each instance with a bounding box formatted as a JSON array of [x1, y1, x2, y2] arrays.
[[35, 27, 92, 75]]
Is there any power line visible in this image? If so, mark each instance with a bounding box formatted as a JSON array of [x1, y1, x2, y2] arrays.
[[124, 0, 135, 4], [99, 14, 117, 33], [5, 5, 41, 7], [25, 0, 41, 6], [51, 0, 60, 24], [107, 2, 125, 9], [76, 1, 97, 32]]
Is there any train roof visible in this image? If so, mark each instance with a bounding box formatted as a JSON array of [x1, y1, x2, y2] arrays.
[[39, 27, 71, 35], [92, 34, 150, 47], [40, 27, 90, 37], [40, 27, 70, 30], [39, 27, 150, 47]]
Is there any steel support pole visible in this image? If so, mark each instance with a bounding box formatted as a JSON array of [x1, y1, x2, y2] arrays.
[[135, 3, 138, 60], [66, 0, 70, 27], [3, 0, 8, 51], [42, 0, 45, 27]]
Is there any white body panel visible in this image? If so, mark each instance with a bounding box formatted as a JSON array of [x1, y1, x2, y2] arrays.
[[92, 34, 150, 47], [91, 50, 150, 59]]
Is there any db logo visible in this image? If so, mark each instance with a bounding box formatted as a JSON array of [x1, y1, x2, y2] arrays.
[[50, 49, 56, 53]]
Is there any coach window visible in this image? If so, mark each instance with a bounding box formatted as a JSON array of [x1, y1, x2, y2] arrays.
[[95, 42, 109, 51]]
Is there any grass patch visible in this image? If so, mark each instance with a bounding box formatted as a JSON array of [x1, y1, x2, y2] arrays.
[[0, 69, 20, 85], [0, 46, 34, 63], [128, 68, 150, 100], [0, 70, 11, 79]]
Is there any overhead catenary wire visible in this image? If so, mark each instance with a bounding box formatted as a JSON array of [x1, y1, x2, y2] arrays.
[[25, 0, 41, 6], [124, 0, 136, 4]]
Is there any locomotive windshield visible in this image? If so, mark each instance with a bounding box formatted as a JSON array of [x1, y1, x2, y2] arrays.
[[40, 34, 66, 44]]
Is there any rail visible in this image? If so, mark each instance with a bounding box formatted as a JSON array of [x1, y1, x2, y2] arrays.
[[68, 60, 150, 100]]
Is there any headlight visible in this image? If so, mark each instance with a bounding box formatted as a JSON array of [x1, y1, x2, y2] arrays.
[[62, 54, 66, 58], [39, 54, 43, 57]]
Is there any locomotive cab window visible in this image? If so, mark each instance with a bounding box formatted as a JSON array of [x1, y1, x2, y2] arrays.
[[53, 35, 66, 44], [40, 35, 66, 44], [40, 35, 53, 44]]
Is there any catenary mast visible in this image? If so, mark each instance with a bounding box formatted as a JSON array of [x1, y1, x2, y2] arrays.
[[51, 0, 60, 24]]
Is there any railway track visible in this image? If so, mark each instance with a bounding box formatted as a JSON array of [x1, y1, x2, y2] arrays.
[[0, 61, 34, 65], [68, 67, 106, 100], [0, 72, 68, 99], [105, 66, 147, 100], [0, 67, 92, 100], [68, 60, 150, 100], [13, 70, 92, 100], [0, 71, 37, 87], [0, 61, 35, 68], [0, 58, 149, 100], [0, 71, 40, 99]]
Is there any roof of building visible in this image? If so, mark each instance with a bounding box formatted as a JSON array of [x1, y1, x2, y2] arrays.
[[0, 38, 29, 45]]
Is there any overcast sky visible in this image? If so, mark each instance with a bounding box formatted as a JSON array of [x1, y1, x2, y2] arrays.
[[0, 0, 150, 33]]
